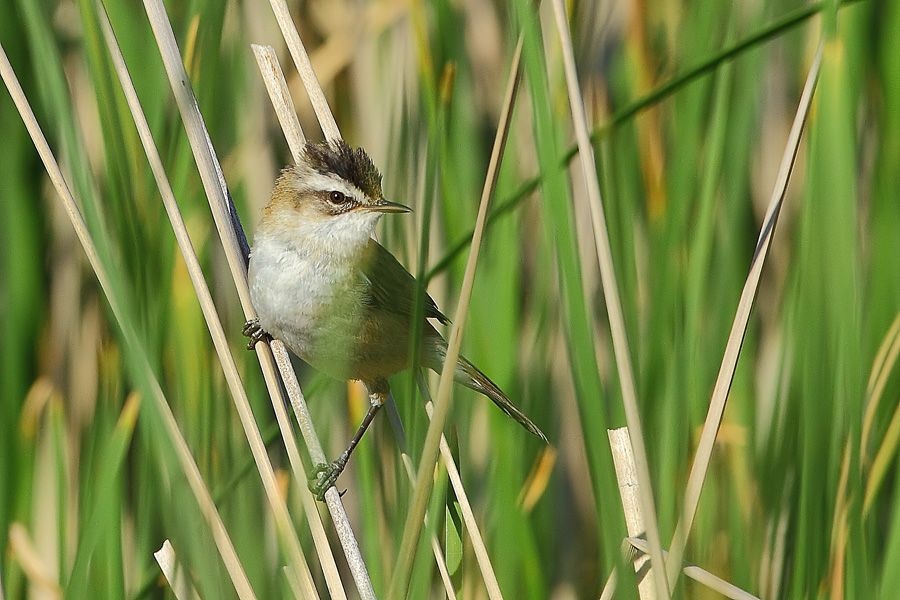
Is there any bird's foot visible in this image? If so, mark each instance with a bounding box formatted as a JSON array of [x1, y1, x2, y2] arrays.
[[308, 456, 348, 501], [242, 318, 271, 350]]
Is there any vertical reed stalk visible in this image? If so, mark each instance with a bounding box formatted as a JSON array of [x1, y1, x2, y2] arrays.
[[550, 1, 670, 596], [96, 10, 336, 596], [389, 36, 525, 600], [664, 42, 824, 590], [252, 43, 473, 599], [0, 42, 257, 600], [139, 1, 330, 593]]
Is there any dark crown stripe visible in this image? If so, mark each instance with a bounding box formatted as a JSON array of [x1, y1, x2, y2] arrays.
[[303, 140, 383, 200]]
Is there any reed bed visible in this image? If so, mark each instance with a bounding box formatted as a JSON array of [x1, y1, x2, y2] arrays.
[[1, 0, 897, 598]]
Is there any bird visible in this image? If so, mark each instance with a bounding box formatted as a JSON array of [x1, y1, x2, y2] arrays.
[[245, 139, 547, 500]]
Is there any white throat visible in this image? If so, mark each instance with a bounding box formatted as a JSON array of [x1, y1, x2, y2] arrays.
[[265, 209, 380, 261]]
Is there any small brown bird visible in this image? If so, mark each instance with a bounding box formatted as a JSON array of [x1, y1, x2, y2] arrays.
[[245, 140, 546, 499]]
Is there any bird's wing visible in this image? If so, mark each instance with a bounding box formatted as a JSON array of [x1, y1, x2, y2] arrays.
[[359, 240, 450, 325]]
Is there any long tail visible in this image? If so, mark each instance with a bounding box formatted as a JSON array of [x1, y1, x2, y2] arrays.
[[455, 355, 548, 443], [425, 339, 547, 442]]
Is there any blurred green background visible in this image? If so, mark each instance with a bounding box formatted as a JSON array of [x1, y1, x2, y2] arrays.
[[1, 0, 898, 597]]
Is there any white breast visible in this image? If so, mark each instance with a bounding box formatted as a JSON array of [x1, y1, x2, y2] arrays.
[[249, 231, 368, 372]]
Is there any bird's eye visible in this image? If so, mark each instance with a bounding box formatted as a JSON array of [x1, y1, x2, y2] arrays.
[[329, 191, 346, 204]]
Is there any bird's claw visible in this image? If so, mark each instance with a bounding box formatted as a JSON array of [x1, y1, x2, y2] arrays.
[[242, 318, 271, 350], [308, 460, 346, 501]]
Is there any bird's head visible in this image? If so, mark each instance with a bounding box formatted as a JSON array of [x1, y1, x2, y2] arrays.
[[260, 140, 410, 255]]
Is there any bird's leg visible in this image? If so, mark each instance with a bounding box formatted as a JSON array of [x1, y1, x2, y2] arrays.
[[242, 318, 271, 350], [310, 379, 387, 501]]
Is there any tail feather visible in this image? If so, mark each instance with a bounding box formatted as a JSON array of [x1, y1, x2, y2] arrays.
[[454, 355, 548, 444]]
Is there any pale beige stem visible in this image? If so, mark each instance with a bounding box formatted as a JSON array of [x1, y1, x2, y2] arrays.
[[626, 538, 760, 600], [154, 541, 201, 600], [0, 44, 256, 600], [598, 538, 761, 600], [550, 1, 669, 597], [268, 0, 340, 140], [252, 41, 467, 599], [252, 45, 307, 157], [665, 42, 824, 590], [249, 39, 376, 599], [426, 402, 503, 600], [388, 414, 458, 600], [141, 0, 341, 594], [390, 36, 525, 599], [608, 428, 655, 600], [98, 11, 338, 597], [413, 370, 503, 598]]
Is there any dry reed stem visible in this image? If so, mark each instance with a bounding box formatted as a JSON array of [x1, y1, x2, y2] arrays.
[[268, 0, 340, 140], [626, 538, 759, 600], [252, 42, 469, 599], [598, 537, 761, 600], [389, 35, 525, 600], [428, 401, 503, 599], [252, 45, 307, 155], [413, 371, 503, 600], [549, 2, 670, 597], [266, 342, 374, 600], [254, 36, 389, 593], [249, 33, 378, 600], [0, 44, 256, 600], [246, 44, 353, 598], [140, 1, 331, 593], [248, 41, 375, 600], [251, 44, 398, 597], [664, 42, 824, 590], [96, 13, 337, 597], [261, 3, 507, 589], [154, 541, 200, 600], [388, 403, 459, 600], [607, 428, 655, 600]]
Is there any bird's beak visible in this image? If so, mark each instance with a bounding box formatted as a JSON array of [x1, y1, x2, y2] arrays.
[[366, 199, 412, 213]]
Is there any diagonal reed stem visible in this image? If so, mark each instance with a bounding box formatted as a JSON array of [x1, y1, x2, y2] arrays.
[[96, 8, 338, 596], [414, 373, 504, 600], [598, 536, 761, 600], [664, 41, 824, 591], [268, 0, 340, 140], [254, 10, 384, 595], [627, 538, 760, 600], [550, 1, 670, 597], [389, 35, 525, 600], [0, 42, 257, 600], [138, 1, 334, 594], [139, 0, 374, 596], [265, 7, 515, 595], [251, 43, 477, 599]]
